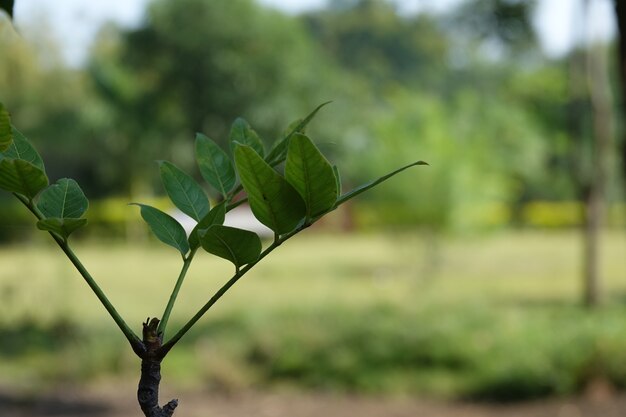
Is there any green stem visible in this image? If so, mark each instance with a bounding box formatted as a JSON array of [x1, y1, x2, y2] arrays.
[[157, 248, 197, 337], [14, 193, 144, 354], [159, 223, 309, 355]]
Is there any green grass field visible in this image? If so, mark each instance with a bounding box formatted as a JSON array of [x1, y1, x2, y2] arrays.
[[0, 230, 624, 400]]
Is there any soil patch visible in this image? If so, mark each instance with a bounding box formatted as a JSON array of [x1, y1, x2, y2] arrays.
[[2, 387, 626, 417]]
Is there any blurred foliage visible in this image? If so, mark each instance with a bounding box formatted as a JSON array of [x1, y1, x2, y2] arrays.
[[0, 0, 623, 240], [0, 232, 624, 399], [303, 0, 449, 90]]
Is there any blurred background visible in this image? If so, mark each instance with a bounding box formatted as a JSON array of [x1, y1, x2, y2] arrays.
[[0, 0, 625, 415]]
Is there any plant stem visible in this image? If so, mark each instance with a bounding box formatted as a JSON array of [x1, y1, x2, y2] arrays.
[[138, 318, 177, 417], [14, 193, 144, 355], [157, 248, 197, 337], [159, 223, 309, 355]]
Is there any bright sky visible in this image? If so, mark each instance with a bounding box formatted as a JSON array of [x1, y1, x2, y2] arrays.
[[11, 0, 617, 67]]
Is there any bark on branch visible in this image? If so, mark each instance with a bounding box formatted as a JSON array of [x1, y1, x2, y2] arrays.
[[137, 318, 178, 417]]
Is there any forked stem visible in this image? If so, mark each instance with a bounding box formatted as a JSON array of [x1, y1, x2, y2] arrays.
[[14, 193, 144, 355], [157, 248, 197, 337], [159, 222, 310, 356], [138, 318, 178, 417]]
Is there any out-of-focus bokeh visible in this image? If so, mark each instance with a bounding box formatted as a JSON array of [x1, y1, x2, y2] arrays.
[[0, 0, 625, 415]]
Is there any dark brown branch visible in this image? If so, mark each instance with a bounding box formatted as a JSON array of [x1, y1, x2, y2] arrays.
[[137, 318, 178, 417]]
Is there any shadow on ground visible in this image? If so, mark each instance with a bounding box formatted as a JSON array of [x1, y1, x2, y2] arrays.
[[3, 388, 626, 417]]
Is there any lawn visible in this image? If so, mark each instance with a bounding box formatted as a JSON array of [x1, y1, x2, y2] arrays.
[[0, 230, 624, 400]]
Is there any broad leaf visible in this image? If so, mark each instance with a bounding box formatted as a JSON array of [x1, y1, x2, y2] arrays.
[[333, 165, 341, 195], [195, 133, 236, 197], [229, 118, 264, 157], [334, 161, 428, 209], [37, 218, 87, 240], [265, 101, 331, 165], [199, 225, 261, 269], [285, 133, 338, 218], [37, 178, 88, 219], [159, 160, 209, 222], [0, 103, 11, 152], [189, 202, 226, 250], [131, 203, 189, 255], [3, 127, 45, 171], [234, 144, 306, 235], [0, 158, 48, 199]]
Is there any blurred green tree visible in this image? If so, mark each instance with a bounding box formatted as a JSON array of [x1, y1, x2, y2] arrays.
[[0, 18, 109, 196], [88, 0, 341, 199], [303, 0, 449, 91]]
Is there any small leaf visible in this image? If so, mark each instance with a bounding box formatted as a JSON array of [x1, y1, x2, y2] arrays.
[[0, 103, 12, 152], [3, 127, 45, 171], [265, 101, 331, 165], [285, 133, 338, 218], [0, 1, 14, 19], [334, 161, 428, 209], [199, 225, 261, 269], [189, 202, 226, 250], [159, 160, 209, 222], [234, 144, 306, 235], [0, 158, 48, 199], [195, 133, 236, 197], [37, 178, 88, 219], [131, 203, 189, 255], [229, 118, 264, 157], [37, 218, 87, 239]]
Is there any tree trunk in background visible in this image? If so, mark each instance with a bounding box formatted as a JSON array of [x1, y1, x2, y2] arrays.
[[583, 3, 614, 307], [614, 1, 626, 182]]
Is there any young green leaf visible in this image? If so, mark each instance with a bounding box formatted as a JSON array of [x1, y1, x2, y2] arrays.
[[229, 118, 264, 157], [37, 218, 87, 240], [0, 158, 48, 199], [158, 160, 209, 222], [285, 133, 338, 218], [3, 127, 45, 171], [0, 103, 12, 152], [265, 101, 331, 165], [0, 1, 14, 19], [130, 203, 189, 256], [189, 202, 226, 250], [37, 178, 88, 219], [195, 133, 236, 197], [199, 225, 261, 269], [334, 161, 428, 209], [234, 144, 306, 235]]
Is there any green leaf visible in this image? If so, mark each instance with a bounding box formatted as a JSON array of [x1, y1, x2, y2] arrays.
[[195, 133, 236, 197], [0, 103, 12, 152], [199, 225, 261, 269], [0, 158, 48, 199], [333, 165, 342, 196], [158, 160, 209, 222], [334, 161, 428, 209], [3, 127, 45, 171], [265, 101, 331, 165], [235, 144, 306, 235], [0, 0, 14, 19], [229, 118, 264, 157], [285, 133, 338, 218], [189, 202, 226, 250], [37, 178, 88, 219], [131, 203, 189, 255], [37, 218, 87, 240]]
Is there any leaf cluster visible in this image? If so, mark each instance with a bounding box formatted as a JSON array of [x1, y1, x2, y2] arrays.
[[0, 100, 426, 353], [132, 102, 425, 272], [0, 103, 89, 241]]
